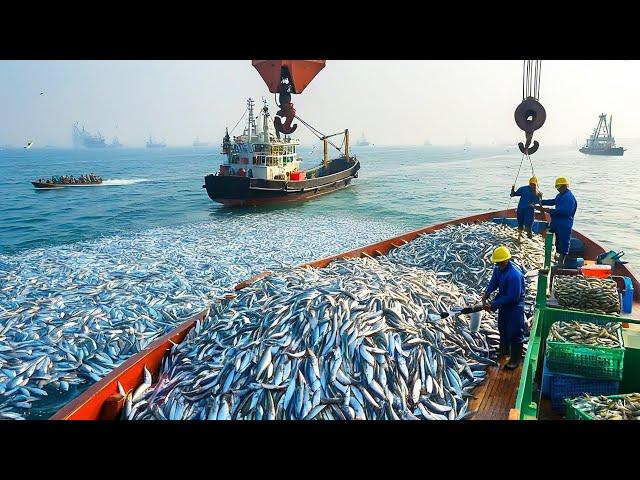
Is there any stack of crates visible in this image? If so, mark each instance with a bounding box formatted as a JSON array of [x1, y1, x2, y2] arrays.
[[542, 308, 625, 414]]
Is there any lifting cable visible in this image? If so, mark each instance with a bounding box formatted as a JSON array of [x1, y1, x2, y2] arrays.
[[272, 94, 347, 157], [229, 105, 248, 135], [503, 60, 543, 219], [523, 60, 541, 102], [294, 113, 345, 155]]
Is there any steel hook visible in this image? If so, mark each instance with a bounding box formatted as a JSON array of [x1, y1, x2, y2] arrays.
[[514, 97, 546, 156], [274, 102, 298, 135]]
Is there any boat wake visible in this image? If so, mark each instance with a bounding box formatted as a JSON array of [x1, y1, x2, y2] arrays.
[[102, 178, 149, 186]]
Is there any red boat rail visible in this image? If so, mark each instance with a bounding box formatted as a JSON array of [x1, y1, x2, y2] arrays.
[[50, 307, 210, 420], [51, 208, 640, 419]]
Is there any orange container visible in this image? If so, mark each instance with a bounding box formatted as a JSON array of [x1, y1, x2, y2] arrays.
[[581, 264, 612, 279]]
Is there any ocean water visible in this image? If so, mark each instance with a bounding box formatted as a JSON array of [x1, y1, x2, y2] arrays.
[[1, 144, 639, 264], [1, 143, 639, 418]]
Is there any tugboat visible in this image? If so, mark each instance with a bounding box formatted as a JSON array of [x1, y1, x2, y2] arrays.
[[203, 99, 360, 207], [579, 113, 625, 156]]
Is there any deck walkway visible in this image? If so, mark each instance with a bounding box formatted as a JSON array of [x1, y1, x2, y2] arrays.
[[470, 357, 522, 420]]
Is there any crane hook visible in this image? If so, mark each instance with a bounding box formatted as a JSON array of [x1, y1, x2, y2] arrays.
[[514, 96, 546, 156], [274, 102, 297, 135], [273, 70, 298, 135]]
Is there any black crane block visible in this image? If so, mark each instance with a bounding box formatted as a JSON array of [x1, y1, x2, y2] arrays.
[[514, 97, 546, 133]]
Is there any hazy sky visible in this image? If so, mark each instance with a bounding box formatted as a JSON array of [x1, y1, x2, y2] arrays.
[[1, 60, 639, 147]]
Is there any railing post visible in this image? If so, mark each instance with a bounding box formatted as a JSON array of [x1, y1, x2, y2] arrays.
[[544, 231, 553, 268], [536, 270, 548, 308]]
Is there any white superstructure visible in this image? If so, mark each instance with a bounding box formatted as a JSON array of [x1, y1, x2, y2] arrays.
[[221, 98, 301, 181]]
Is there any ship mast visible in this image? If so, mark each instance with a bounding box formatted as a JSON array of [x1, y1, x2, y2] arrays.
[[261, 99, 270, 142], [246, 98, 256, 143]]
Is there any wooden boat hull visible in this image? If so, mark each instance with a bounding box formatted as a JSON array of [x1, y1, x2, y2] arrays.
[[203, 159, 360, 207], [32, 181, 103, 189], [51, 208, 640, 419]]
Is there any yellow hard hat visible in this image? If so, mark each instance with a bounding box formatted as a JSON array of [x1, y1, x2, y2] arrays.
[[529, 176, 538, 185], [491, 246, 512, 263], [555, 176, 569, 188]]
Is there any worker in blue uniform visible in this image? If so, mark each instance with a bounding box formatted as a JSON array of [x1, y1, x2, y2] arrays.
[[535, 176, 577, 268], [510, 176, 542, 242], [481, 246, 526, 370]]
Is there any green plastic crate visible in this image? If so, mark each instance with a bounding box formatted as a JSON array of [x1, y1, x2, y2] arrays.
[[565, 394, 636, 420], [565, 399, 595, 420], [544, 311, 625, 381]]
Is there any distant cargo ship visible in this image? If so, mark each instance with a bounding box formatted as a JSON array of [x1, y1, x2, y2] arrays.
[[579, 113, 625, 156], [146, 135, 166, 148], [72, 122, 122, 148], [193, 138, 210, 147], [356, 132, 370, 146], [73, 122, 107, 148]]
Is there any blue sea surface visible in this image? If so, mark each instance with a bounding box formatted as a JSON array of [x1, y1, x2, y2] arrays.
[[1, 144, 638, 263]]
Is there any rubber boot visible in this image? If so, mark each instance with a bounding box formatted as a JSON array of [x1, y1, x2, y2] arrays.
[[505, 343, 522, 370], [557, 253, 566, 269], [497, 342, 509, 358], [525, 226, 533, 239]]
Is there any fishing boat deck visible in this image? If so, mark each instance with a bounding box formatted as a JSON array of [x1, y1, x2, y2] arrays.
[[470, 358, 522, 420]]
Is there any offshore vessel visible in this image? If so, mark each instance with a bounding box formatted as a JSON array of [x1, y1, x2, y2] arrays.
[[193, 138, 210, 147], [356, 132, 371, 146], [579, 114, 625, 156], [146, 135, 166, 148], [203, 98, 360, 207], [72, 122, 107, 148]]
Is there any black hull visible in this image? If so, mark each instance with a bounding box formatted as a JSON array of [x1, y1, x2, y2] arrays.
[[579, 147, 624, 156], [203, 158, 360, 206]]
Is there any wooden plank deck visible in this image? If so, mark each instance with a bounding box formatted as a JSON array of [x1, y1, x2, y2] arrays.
[[469, 357, 523, 420]]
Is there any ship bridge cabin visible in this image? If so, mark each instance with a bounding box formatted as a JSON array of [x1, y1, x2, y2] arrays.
[[220, 99, 302, 181]]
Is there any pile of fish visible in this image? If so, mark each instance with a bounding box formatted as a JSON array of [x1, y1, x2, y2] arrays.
[[547, 321, 622, 348], [387, 222, 545, 320], [568, 393, 640, 420], [0, 214, 407, 419], [553, 275, 620, 315], [125, 257, 502, 420]]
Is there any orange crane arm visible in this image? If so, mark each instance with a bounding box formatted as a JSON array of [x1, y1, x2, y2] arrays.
[[251, 60, 326, 94], [250, 60, 326, 135]]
